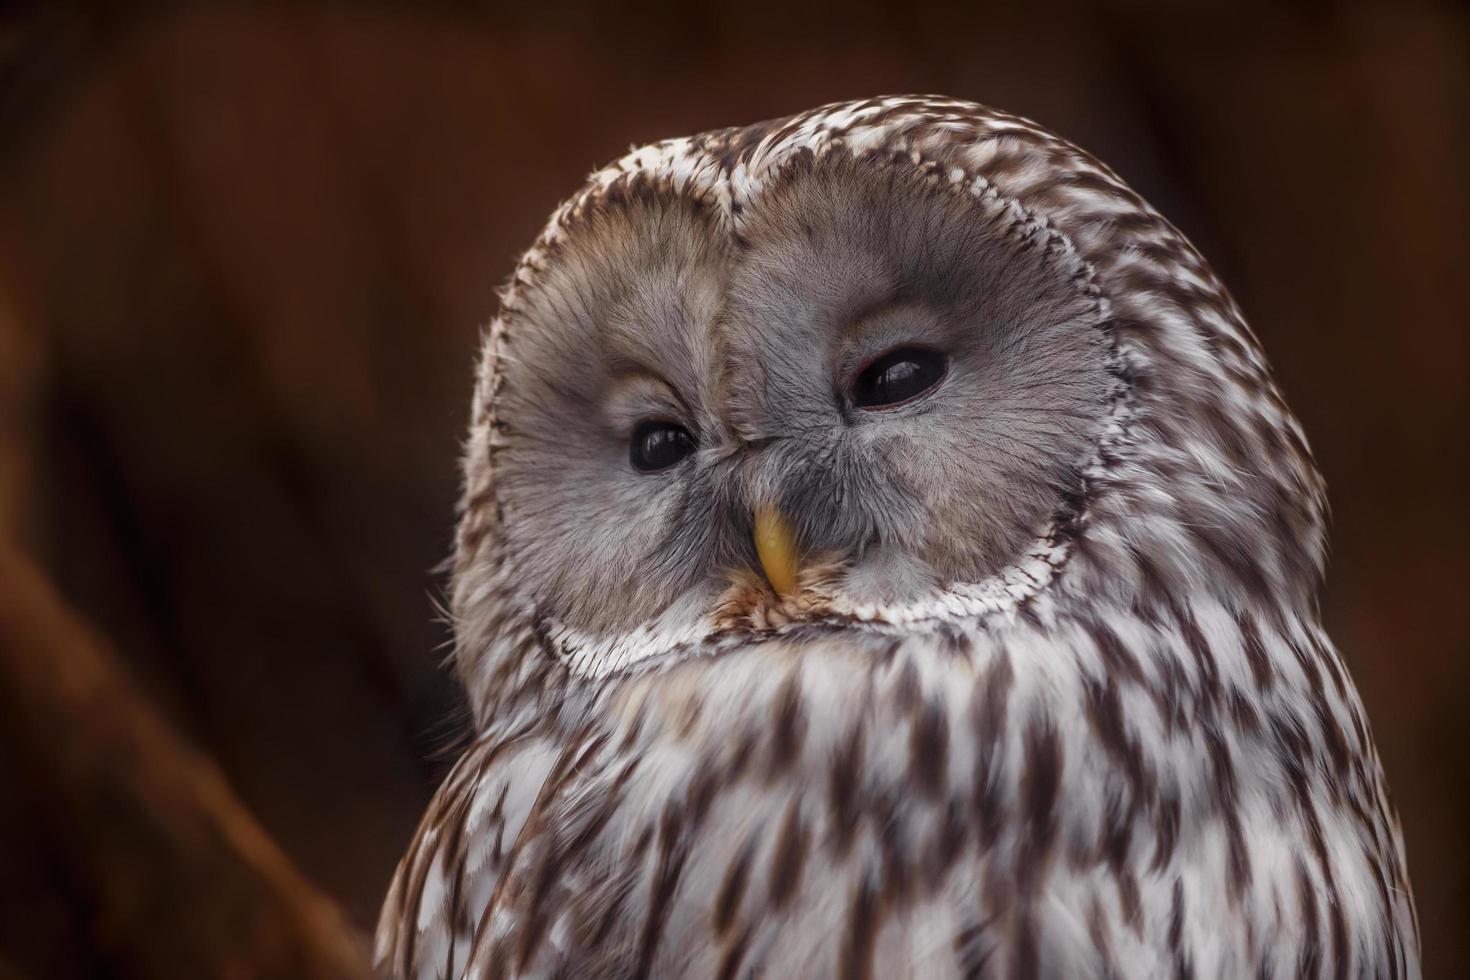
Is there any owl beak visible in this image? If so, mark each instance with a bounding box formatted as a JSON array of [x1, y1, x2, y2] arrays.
[[753, 505, 800, 597]]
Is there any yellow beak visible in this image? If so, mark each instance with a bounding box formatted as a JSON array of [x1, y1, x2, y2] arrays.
[[754, 504, 800, 597]]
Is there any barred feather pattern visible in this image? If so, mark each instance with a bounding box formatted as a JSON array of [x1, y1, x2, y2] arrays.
[[376, 97, 1419, 979]]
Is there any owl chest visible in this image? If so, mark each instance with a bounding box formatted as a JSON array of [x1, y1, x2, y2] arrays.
[[468, 626, 1405, 977]]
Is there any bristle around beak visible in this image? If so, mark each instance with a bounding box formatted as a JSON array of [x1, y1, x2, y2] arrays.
[[754, 505, 800, 597]]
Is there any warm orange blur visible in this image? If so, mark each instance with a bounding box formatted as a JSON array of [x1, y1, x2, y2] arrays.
[[0, 3, 1464, 977]]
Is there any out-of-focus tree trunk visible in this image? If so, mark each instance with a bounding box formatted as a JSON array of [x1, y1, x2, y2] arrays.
[[0, 548, 372, 979]]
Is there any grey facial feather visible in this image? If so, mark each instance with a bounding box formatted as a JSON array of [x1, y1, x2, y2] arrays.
[[720, 152, 1109, 586], [493, 151, 1109, 636]]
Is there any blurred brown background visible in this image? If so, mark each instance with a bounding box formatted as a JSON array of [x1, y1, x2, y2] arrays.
[[0, 1, 1464, 977]]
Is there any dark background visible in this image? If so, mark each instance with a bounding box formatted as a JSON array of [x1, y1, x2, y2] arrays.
[[0, 2, 1464, 977]]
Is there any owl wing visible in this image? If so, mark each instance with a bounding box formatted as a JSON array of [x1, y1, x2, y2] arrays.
[[375, 730, 563, 980]]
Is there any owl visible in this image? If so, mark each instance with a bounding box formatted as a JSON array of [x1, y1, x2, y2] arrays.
[[376, 97, 1419, 978]]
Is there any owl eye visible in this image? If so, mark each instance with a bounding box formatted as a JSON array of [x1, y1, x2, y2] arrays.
[[850, 347, 948, 410], [630, 420, 697, 473]]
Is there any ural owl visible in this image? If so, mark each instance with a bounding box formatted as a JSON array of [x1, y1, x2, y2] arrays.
[[377, 97, 1419, 979]]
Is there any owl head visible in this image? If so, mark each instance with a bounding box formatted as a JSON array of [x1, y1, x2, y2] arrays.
[[452, 97, 1328, 710]]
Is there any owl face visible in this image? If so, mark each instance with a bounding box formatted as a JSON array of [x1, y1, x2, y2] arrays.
[[488, 149, 1111, 645], [456, 95, 1329, 704]]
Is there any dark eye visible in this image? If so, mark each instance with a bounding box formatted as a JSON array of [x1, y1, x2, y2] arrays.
[[850, 347, 948, 409], [630, 420, 697, 473]]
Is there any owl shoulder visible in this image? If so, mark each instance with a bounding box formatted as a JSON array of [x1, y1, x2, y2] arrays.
[[375, 728, 564, 980]]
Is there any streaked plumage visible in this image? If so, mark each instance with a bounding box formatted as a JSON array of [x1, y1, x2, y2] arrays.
[[377, 96, 1419, 979]]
